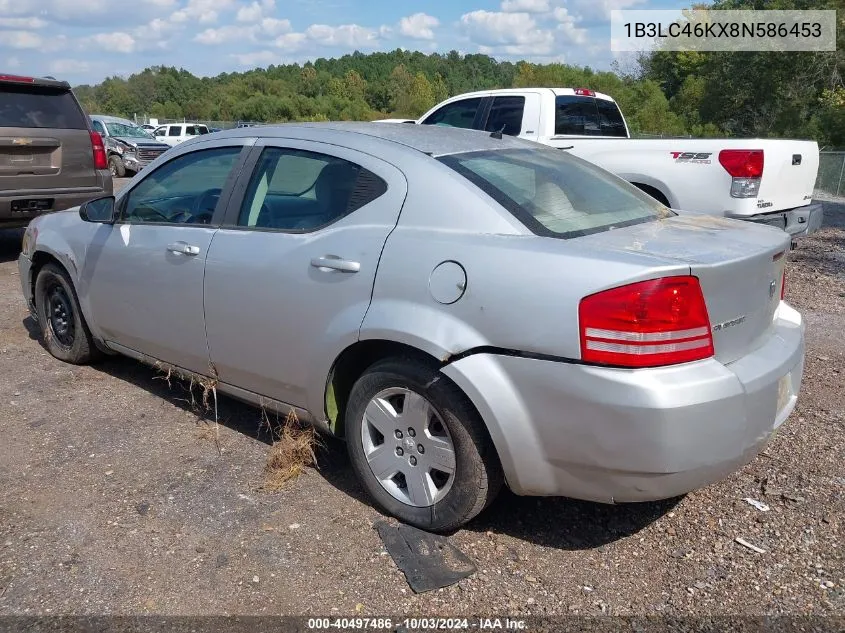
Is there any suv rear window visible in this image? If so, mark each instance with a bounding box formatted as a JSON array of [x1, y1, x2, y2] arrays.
[[555, 95, 627, 137], [0, 85, 87, 129], [439, 147, 671, 239]]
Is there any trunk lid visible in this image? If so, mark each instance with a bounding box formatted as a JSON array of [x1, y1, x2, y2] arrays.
[[575, 213, 791, 364], [0, 82, 97, 193]]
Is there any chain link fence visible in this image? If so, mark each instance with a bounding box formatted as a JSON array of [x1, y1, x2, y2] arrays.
[[816, 151, 845, 198]]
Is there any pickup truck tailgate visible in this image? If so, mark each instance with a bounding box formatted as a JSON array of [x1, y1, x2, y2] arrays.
[[756, 140, 818, 212]]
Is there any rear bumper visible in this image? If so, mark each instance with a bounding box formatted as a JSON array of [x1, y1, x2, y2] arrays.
[[727, 203, 824, 238], [442, 302, 804, 502], [0, 175, 112, 228]]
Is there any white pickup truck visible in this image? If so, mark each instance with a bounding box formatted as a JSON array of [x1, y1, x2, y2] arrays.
[[382, 88, 824, 237]]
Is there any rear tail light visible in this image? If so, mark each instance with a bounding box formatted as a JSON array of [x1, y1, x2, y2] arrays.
[[90, 131, 107, 170], [574, 88, 595, 96], [719, 149, 764, 198], [0, 74, 35, 83], [579, 276, 715, 368]]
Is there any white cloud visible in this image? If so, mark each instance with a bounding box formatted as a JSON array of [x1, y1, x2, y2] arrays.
[[91, 31, 137, 53], [552, 7, 589, 44], [49, 58, 93, 74], [195, 17, 291, 44], [171, 0, 234, 24], [304, 23, 379, 48], [3, 31, 42, 49], [398, 13, 439, 40], [6, 55, 21, 68], [573, 0, 645, 20], [460, 10, 554, 54], [273, 32, 308, 50], [236, 0, 274, 22], [0, 16, 47, 28], [231, 50, 279, 66], [501, 0, 550, 13]]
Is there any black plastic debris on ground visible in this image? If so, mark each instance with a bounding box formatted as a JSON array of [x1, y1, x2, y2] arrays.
[[375, 521, 476, 593]]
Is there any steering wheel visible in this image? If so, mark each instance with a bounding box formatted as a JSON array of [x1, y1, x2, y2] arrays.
[[187, 211, 214, 225], [194, 188, 222, 215], [132, 204, 172, 223]]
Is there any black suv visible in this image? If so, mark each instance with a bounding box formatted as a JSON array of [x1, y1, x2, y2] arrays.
[[0, 73, 112, 229]]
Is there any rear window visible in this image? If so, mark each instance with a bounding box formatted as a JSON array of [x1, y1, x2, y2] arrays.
[[0, 86, 87, 129], [439, 148, 671, 239], [555, 96, 627, 138]]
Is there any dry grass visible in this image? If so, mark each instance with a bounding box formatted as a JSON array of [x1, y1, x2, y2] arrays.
[[154, 361, 221, 455], [260, 408, 320, 491]]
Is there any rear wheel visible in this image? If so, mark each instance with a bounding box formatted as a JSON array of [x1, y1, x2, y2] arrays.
[[34, 263, 101, 365], [108, 155, 126, 178], [345, 358, 503, 532]]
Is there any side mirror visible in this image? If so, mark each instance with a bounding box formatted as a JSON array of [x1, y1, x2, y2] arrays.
[[79, 196, 116, 224]]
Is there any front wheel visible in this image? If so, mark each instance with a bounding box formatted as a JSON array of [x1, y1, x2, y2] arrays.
[[345, 358, 503, 532], [34, 263, 101, 365], [108, 155, 126, 178]]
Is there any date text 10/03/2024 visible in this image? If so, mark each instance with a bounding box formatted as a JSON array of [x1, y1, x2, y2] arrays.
[[306, 618, 527, 630]]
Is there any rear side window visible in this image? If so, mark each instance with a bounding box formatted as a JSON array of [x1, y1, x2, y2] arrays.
[[91, 119, 106, 135], [238, 147, 387, 232], [186, 125, 207, 136], [0, 86, 87, 129], [439, 148, 671, 239], [555, 96, 601, 136], [596, 99, 627, 137], [420, 98, 482, 129], [484, 96, 524, 136]]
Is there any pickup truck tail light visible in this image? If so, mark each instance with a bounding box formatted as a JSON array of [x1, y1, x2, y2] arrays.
[[90, 131, 108, 170], [579, 276, 715, 368], [719, 149, 764, 198]]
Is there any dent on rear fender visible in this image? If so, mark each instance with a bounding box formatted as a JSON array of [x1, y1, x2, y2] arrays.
[[359, 299, 490, 362]]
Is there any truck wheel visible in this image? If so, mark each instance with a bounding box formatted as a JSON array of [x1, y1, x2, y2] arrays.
[[34, 263, 102, 365], [108, 155, 126, 178], [345, 358, 503, 533]]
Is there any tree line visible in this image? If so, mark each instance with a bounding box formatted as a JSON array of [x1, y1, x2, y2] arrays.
[[73, 0, 844, 146]]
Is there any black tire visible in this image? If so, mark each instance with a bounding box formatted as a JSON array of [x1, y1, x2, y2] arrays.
[[108, 155, 126, 178], [345, 357, 503, 532], [34, 263, 102, 365]]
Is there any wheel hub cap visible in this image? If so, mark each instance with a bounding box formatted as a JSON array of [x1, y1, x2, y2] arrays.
[[360, 387, 456, 508], [47, 286, 74, 348]]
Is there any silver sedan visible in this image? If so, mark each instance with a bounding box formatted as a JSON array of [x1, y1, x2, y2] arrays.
[[18, 123, 805, 532]]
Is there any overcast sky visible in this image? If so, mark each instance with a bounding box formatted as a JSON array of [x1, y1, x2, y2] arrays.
[[0, 0, 679, 84]]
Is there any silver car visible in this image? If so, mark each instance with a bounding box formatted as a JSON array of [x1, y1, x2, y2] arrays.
[[18, 123, 805, 532]]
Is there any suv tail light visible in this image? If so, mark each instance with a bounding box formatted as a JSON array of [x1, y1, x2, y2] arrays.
[[579, 276, 715, 368], [719, 149, 764, 198], [90, 131, 107, 170], [574, 88, 595, 96], [0, 74, 35, 83]]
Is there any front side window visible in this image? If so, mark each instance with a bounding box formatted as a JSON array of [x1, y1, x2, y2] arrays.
[[484, 96, 524, 136], [154, 127, 166, 136], [420, 98, 482, 129], [122, 147, 241, 224], [238, 147, 387, 232], [168, 126, 181, 137], [439, 147, 672, 239]]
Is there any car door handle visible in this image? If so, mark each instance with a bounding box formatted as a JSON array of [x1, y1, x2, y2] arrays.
[[310, 256, 360, 273], [167, 242, 200, 256]]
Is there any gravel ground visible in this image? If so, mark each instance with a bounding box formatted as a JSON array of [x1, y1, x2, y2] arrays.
[[0, 185, 842, 618]]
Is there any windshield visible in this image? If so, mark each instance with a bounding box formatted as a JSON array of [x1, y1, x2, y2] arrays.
[[439, 147, 673, 239], [106, 122, 154, 139]]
